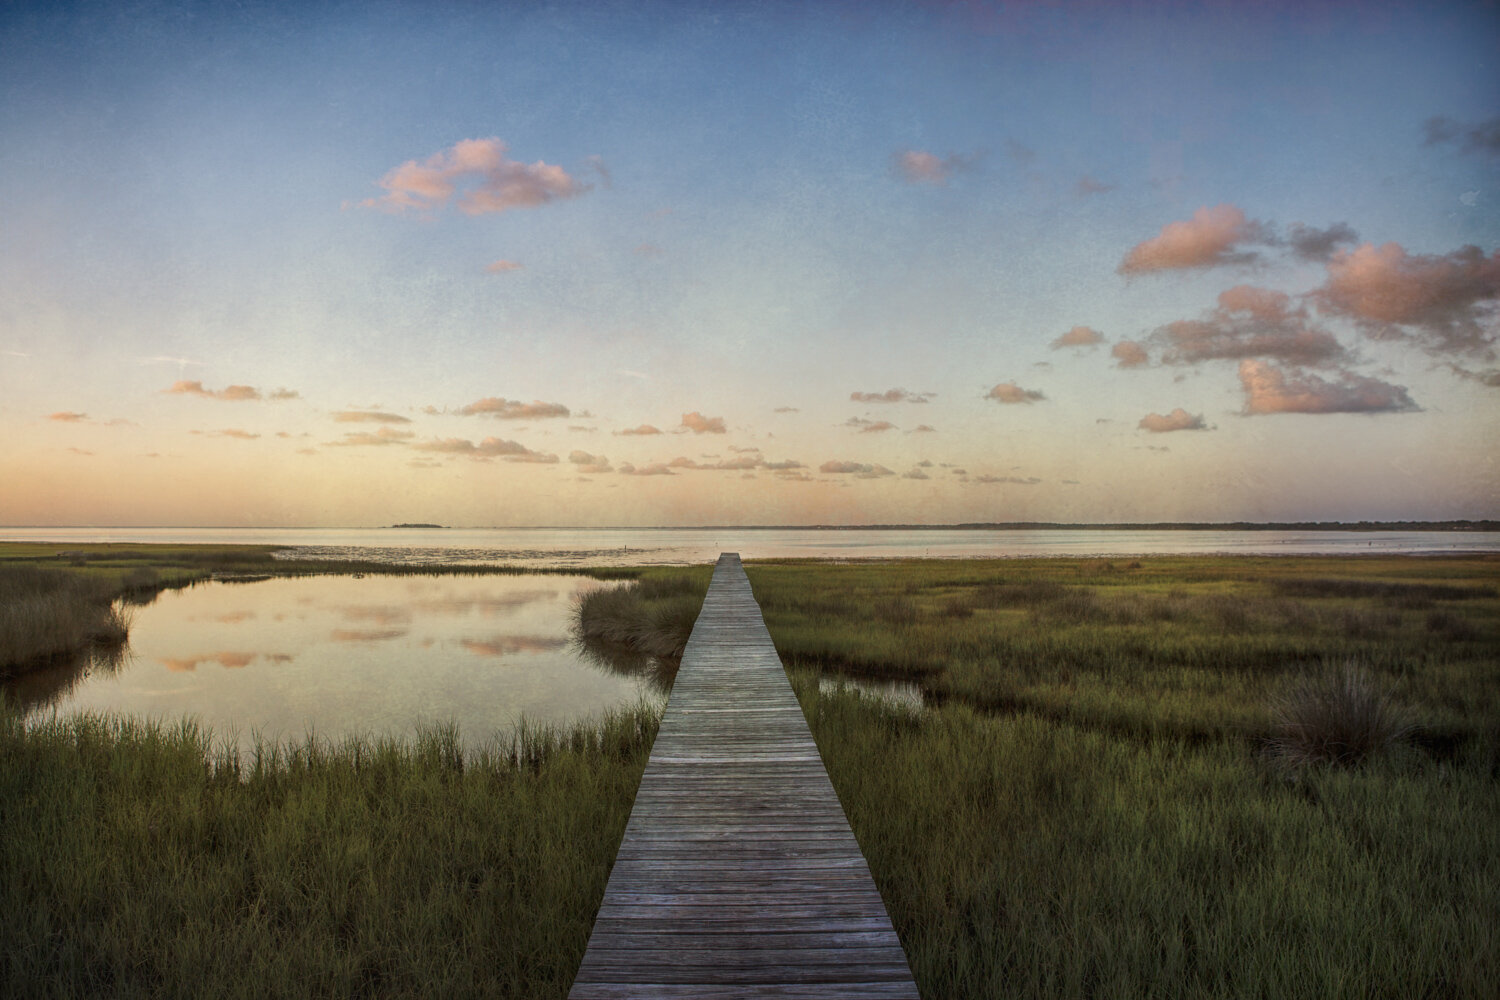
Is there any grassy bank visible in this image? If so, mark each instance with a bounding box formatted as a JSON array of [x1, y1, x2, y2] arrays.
[[798, 676, 1498, 999], [746, 556, 1499, 753], [0, 701, 659, 999], [0, 566, 133, 671], [742, 556, 1498, 998]]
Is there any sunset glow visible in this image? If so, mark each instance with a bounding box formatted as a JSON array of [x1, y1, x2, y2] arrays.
[[2, 1, 1496, 526]]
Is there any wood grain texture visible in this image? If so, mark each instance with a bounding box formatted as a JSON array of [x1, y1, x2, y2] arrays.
[[568, 553, 919, 999]]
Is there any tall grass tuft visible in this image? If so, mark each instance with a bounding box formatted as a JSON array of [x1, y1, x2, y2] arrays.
[[0, 566, 132, 672], [572, 571, 708, 659], [1267, 664, 1414, 768]]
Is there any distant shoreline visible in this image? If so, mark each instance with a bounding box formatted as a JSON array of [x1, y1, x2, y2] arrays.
[[4, 520, 1497, 532]]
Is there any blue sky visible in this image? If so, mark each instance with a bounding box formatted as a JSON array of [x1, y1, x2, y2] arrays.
[[2, 0, 1497, 526]]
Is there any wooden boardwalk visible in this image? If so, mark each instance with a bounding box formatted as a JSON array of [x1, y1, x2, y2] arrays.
[[568, 553, 919, 999]]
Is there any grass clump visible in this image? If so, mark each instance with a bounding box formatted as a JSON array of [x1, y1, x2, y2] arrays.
[[0, 566, 133, 674], [1, 700, 659, 999], [572, 569, 709, 659], [1267, 664, 1414, 768]]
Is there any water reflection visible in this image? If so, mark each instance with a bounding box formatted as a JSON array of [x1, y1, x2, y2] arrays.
[[569, 634, 681, 696], [818, 674, 926, 714], [3, 645, 128, 714], [2, 573, 662, 756]]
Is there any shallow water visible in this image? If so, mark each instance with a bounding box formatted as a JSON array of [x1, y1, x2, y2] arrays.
[[5, 574, 666, 756], [3, 525, 1496, 566]]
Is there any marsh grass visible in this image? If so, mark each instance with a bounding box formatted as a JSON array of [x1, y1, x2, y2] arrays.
[[1, 699, 660, 999], [1267, 664, 1415, 768], [798, 675, 1499, 1000], [745, 555, 1499, 751], [571, 568, 710, 659], [0, 566, 133, 672]]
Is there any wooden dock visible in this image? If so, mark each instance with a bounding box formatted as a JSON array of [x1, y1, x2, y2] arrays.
[[568, 553, 919, 999]]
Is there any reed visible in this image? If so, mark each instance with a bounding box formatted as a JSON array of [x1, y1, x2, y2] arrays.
[[744, 555, 1498, 753], [1, 699, 660, 999], [0, 566, 132, 673], [798, 675, 1498, 1000], [571, 569, 710, 659]]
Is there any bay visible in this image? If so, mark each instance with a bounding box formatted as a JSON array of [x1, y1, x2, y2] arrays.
[[3, 525, 1496, 565]]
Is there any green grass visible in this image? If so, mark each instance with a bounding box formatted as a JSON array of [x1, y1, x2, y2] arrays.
[[0, 700, 659, 1000], [745, 555, 1500, 754], [571, 567, 711, 660], [741, 555, 1498, 998], [4, 552, 1496, 997], [797, 676, 1498, 999], [0, 565, 132, 672]]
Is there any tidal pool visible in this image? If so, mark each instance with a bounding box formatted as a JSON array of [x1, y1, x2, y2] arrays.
[[5, 573, 670, 755]]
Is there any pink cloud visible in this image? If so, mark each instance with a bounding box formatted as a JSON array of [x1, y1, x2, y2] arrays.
[[972, 474, 1041, 485], [486, 260, 523, 273], [333, 410, 411, 424], [902, 468, 930, 480], [164, 381, 263, 401], [845, 417, 897, 433], [618, 462, 674, 476], [1111, 341, 1150, 368], [460, 635, 567, 657], [1118, 204, 1271, 274], [893, 149, 976, 185], [331, 629, 408, 643], [819, 461, 895, 478], [680, 412, 726, 434], [569, 450, 613, 474], [48, 411, 88, 422], [456, 397, 570, 419], [1150, 285, 1349, 367], [331, 427, 415, 447], [213, 429, 260, 440], [1075, 175, 1115, 196], [615, 424, 663, 436], [849, 388, 932, 403], [668, 455, 764, 471], [268, 388, 300, 401], [1138, 408, 1209, 433], [1238, 360, 1418, 415], [1313, 242, 1500, 357], [414, 436, 555, 461], [1050, 326, 1104, 349], [985, 381, 1045, 403], [358, 138, 587, 217]]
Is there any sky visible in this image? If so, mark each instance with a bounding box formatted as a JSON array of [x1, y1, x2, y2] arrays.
[[2, 0, 1497, 527]]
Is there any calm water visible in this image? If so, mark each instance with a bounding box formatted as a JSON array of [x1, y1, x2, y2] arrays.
[[4, 525, 1497, 565], [5, 574, 666, 756], [6, 526, 1495, 752]]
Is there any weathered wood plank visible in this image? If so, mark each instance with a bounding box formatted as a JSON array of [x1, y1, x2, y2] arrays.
[[568, 553, 918, 1000]]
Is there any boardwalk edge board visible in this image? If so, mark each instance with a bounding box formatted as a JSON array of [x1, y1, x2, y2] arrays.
[[568, 553, 919, 1000]]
